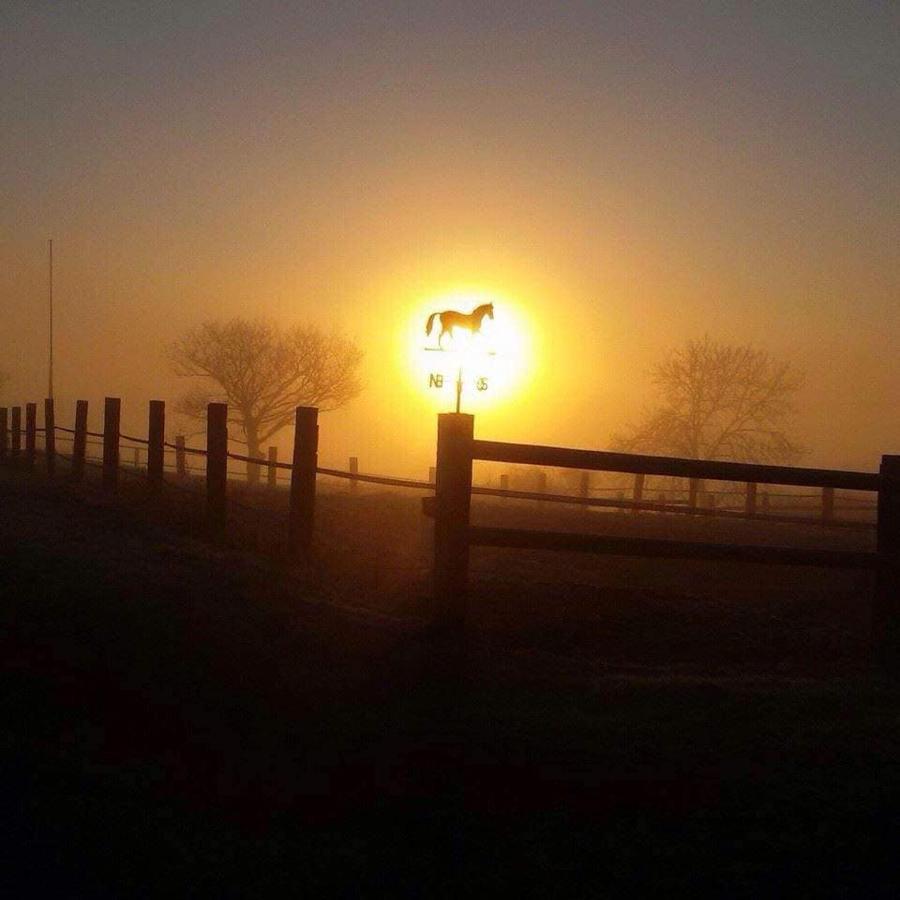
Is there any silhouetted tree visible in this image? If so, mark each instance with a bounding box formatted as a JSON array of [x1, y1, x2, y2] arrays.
[[612, 336, 805, 465], [169, 318, 362, 483]]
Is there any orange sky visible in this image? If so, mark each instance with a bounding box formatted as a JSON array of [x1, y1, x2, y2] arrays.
[[2, 3, 898, 475]]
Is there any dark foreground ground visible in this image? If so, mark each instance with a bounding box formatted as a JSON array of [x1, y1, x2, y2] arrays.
[[3, 471, 900, 896]]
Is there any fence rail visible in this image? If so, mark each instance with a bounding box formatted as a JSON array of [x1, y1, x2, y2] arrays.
[[434, 414, 898, 670], [469, 525, 877, 570], [1, 398, 897, 669], [473, 439, 880, 492]]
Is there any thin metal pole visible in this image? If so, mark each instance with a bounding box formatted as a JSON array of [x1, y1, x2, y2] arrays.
[[48, 238, 53, 400], [455, 364, 463, 414]]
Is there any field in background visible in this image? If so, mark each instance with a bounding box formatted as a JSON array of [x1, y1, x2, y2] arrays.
[[20, 451, 878, 678]]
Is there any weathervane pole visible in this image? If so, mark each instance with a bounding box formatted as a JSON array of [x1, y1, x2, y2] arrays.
[[456, 364, 463, 414], [48, 238, 54, 399]]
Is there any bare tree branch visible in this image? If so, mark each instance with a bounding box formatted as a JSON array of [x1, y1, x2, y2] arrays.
[[168, 318, 363, 482], [611, 335, 806, 465]]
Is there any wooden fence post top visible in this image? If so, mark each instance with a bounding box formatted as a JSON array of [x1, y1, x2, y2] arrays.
[[436, 413, 475, 454], [438, 412, 474, 425], [294, 405, 318, 422]]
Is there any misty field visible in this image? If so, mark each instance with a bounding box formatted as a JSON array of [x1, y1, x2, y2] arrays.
[[227, 472, 877, 677], [4, 464, 898, 895]]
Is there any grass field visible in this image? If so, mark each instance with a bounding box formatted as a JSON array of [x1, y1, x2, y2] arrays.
[[3, 464, 899, 896]]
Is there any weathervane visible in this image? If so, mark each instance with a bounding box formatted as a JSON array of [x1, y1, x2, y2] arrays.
[[423, 302, 496, 413]]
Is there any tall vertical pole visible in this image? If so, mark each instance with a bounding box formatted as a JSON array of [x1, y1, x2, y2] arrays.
[[288, 406, 318, 556], [267, 446, 278, 489], [11, 406, 21, 459], [632, 473, 645, 515], [433, 412, 474, 627], [24, 403, 36, 469], [206, 403, 228, 537], [48, 238, 53, 400], [822, 486, 835, 524], [875, 455, 900, 673], [72, 400, 88, 482], [102, 397, 121, 494], [688, 478, 699, 514], [175, 435, 187, 478], [147, 400, 165, 491], [44, 397, 55, 476], [745, 482, 758, 518]]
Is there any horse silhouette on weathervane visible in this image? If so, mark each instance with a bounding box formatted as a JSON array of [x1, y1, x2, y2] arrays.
[[425, 302, 494, 349]]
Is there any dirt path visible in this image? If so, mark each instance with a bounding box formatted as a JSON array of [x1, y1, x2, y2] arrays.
[[3, 473, 899, 896]]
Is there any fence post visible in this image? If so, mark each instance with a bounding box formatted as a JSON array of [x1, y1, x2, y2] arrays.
[[25, 403, 36, 469], [206, 403, 228, 537], [434, 412, 474, 627], [72, 400, 88, 482], [175, 436, 186, 478], [349, 455, 359, 494], [103, 397, 121, 494], [875, 455, 900, 673], [822, 486, 835, 524], [688, 478, 699, 514], [631, 473, 645, 515], [147, 400, 165, 490], [745, 482, 757, 518], [44, 398, 55, 477], [579, 470, 590, 517], [267, 447, 278, 489], [0, 408, 7, 462], [288, 407, 318, 556], [11, 406, 21, 459]]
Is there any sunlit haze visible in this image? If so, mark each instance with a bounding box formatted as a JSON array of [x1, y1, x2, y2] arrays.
[[3, 3, 898, 475]]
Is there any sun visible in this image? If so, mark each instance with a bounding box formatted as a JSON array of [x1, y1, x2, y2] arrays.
[[406, 290, 531, 411]]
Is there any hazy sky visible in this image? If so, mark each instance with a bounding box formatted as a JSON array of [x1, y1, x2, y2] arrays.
[[2, 1, 898, 473]]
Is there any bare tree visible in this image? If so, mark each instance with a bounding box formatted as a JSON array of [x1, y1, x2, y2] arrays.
[[169, 319, 362, 482], [612, 336, 805, 465]]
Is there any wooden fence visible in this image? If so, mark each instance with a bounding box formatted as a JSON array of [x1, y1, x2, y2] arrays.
[[430, 413, 898, 664], [1, 399, 897, 665], [0, 397, 436, 555]]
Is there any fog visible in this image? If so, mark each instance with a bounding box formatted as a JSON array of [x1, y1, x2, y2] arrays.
[[3, 3, 898, 475]]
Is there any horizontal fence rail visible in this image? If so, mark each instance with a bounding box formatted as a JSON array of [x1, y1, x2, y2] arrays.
[[473, 439, 881, 492], [434, 414, 897, 666], [469, 526, 878, 570]]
